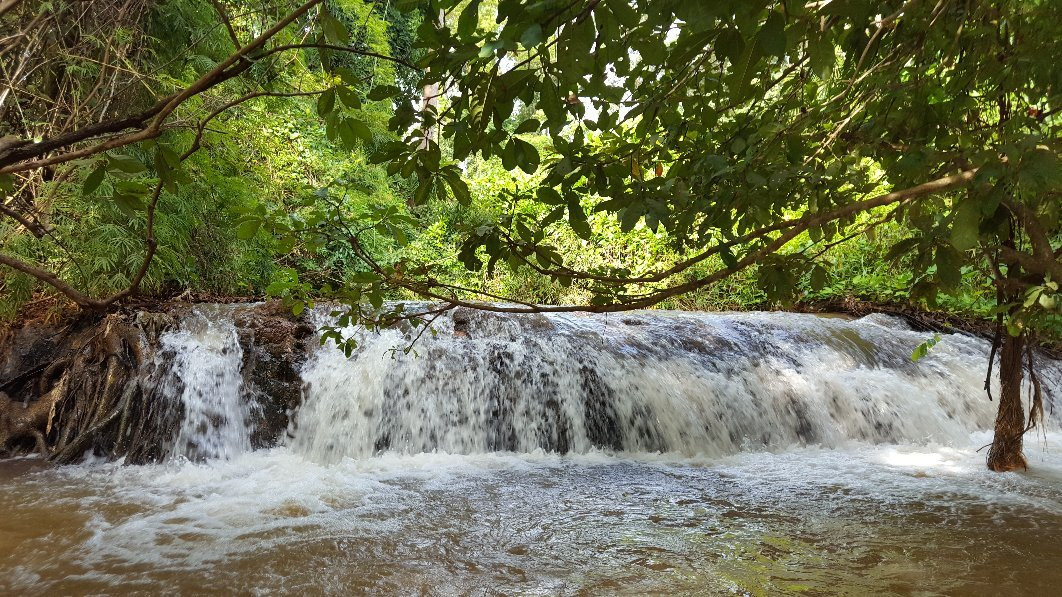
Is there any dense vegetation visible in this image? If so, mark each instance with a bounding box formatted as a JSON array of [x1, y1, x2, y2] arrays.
[[0, 1, 1059, 470]]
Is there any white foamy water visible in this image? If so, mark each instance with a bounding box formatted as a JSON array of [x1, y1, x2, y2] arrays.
[[158, 309, 251, 461], [291, 309, 1061, 462], [2, 307, 1061, 594], [2, 435, 1061, 595]]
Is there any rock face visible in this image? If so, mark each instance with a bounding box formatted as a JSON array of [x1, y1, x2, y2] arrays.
[[233, 303, 315, 448], [0, 302, 314, 464]]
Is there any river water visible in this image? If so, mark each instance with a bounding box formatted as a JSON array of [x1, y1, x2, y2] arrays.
[[1, 309, 1060, 595]]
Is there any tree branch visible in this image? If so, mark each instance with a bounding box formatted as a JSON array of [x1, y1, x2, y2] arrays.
[[0, 254, 104, 308], [999, 246, 1062, 281], [507, 167, 980, 287], [1003, 198, 1056, 262], [209, 0, 242, 50], [254, 43, 417, 69], [0, 202, 49, 238], [340, 169, 981, 314], [0, 0, 326, 174], [0, 0, 25, 18]]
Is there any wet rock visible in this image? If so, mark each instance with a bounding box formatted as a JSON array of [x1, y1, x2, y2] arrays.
[[452, 307, 472, 337], [0, 302, 319, 462], [580, 365, 623, 451], [233, 302, 315, 448], [0, 320, 66, 396]]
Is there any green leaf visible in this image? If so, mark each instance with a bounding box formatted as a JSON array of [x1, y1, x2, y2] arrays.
[[935, 246, 962, 288], [885, 237, 920, 261], [321, 13, 350, 44], [950, 200, 980, 250], [911, 334, 940, 362], [479, 39, 504, 58], [83, 166, 107, 194], [275, 235, 296, 254], [542, 204, 566, 226], [447, 175, 472, 204], [514, 139, 540, 174], [606, 0, 639, 27], [537, 187, 564, 205], [108, 155, 146, 174], [335, 67, 360, 86], [236, 218, 262, 240], [568, 198, 591, 239], [520, 24, 544, 48], [336, 86, 361, 109], [1018, 148, 1062, 192], [501, 139, 518, 171], [351, 120, 373, 141], [758, 11, 787, 57], [809, 264, 828, 292], [367, 85, 400, 101], [595, 197, 626, 213], [715, 28, 744, 63], [317, 88, 336, 117], [514, 118, 541, 134], [338, 119, 373, 146], [730, 42, 763, 99], [457, 0, 481, 37], [808, 37, 835, 77], [113, 193, 146, 214], [413, 177, 433, 205], [619, 205, 641, 232], [336, 120, 357, 149], [349, 271, 377, 283], [720, 247, 738, 269]]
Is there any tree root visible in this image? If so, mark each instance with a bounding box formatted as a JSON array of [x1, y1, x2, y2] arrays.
[[49, 383, 136, 464], [0, 312, 161, 462]]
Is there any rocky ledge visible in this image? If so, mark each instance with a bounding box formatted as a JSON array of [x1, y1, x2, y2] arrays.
[[0, 301, 314, 464]]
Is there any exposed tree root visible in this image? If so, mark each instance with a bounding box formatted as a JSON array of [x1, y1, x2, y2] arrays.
[[0, 311, 181, 463], [0, 301, 309, 464]]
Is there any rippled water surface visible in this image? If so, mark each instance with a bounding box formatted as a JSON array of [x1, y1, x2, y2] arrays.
[[3, 433, 1061, 595], [4, 308, 1061, 594]]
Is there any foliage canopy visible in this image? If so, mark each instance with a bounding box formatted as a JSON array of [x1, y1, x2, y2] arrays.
[[0, 0, 1058, 333], [306, 1, 1061, 339]]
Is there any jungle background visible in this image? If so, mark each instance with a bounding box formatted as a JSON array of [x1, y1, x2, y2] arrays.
[[1, 0, 1051, 333]]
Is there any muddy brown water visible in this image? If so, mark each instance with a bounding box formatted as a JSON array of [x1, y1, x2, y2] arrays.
[[4, 308, 1061, 594], [2, 436, 1061, 596]]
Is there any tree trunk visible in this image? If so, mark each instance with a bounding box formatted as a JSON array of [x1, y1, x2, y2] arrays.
[[418, 8, 444, 151], [987, 330, 1027, 472]]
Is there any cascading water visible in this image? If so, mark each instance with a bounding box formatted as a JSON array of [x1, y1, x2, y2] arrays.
[[291, 308, 1060, 462], [157, 308, 252, 461], [5, 305, 1062, 595]]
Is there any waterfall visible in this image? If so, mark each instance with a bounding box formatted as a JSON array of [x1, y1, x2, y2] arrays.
[[145, 304, 1060, 464], [288, 308, 1061, 463], [6, 304, 1061, 595], [157, 308, 252, 461]]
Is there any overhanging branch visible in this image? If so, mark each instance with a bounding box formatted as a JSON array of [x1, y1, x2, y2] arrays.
[[0, 0, 326, 174], [337, 169, 981, 315], [509, 167, 980, 287]]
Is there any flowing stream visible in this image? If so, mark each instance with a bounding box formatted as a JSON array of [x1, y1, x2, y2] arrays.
[[160, 310, 252, 461], [2, 307, 1061, 595]]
